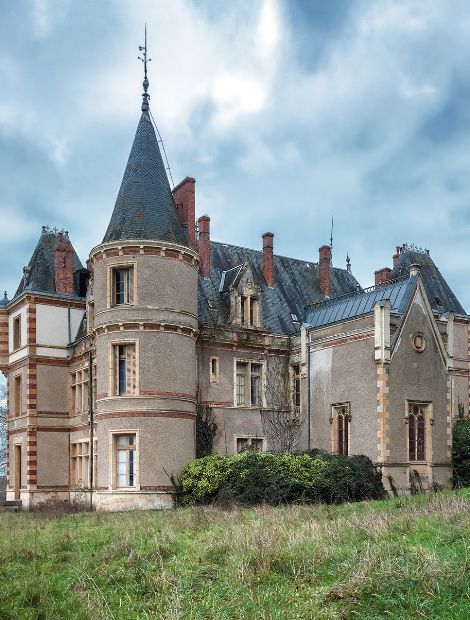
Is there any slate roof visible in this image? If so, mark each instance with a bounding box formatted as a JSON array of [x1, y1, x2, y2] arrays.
[[391, 246, 466, 315], [14, 227, 84, 299], [103, 110, 187, 246], [198, 241, 360, 335], [306, 276, 416, 329]]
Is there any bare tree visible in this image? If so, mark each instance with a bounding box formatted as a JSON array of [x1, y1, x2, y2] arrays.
[[260, 356, 305, 453]]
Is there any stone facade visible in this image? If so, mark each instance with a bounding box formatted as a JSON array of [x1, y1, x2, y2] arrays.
[[2, 94, 468, 510]]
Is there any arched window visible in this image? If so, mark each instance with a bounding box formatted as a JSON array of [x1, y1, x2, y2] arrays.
[[408, 404, 426, 461]]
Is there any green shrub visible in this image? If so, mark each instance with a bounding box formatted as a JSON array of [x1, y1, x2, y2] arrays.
[[452, 419, 470, 487], [181, 450, 386, 506]]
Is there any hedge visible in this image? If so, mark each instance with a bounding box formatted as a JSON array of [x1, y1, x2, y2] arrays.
[[453, 419, 470, 487], [180, 450, 385, 506]]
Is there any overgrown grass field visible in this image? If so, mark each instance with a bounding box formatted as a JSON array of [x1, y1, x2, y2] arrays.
[[0, 491, 469, 619]]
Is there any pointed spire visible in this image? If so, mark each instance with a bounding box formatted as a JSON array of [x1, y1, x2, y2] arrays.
[[102, 31, 186, 246], [138, 24, 151, 112]]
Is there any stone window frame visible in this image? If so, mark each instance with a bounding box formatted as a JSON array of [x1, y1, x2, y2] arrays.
[[70, 366, 89, 415], [108, 339, 139, 397], [109, 430, 140, 491], [12, 314, 22, 351], [330, 402, 351, 456], [405, 400, 433, 463], [107, 261, 137, 308], [13, 373, 23, 418], [209, 356, 219, 383], [234, 435, 266, 454], [70, 439, 97, 489], [290, 363, 301, 408], [233, 358, 266, 408]]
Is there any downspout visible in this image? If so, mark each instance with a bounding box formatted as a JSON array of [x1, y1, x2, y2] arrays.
[[67, 305, 71, 344], [88, 348, 94, 511], [307, 328, 311, 451]]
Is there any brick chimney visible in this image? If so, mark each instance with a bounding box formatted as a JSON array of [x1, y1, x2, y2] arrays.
[[319, 245, 331, 297], [392, 246, 401, 267], [172, 177, 196, 249], [55, 232, 74, 294], [262, 232, 275, 287], [198, 215, 211, 278], [375, 267, 392, 287]]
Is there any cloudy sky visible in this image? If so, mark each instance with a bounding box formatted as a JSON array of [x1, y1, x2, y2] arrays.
[[0, 0, 469, 309]]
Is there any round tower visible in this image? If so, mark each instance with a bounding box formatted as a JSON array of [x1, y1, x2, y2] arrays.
[[89, 52, 199, 510]]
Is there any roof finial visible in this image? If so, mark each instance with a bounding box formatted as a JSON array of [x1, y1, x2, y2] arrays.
[[346, 253, 351, 273], [138, 24, 151, 112], [330, 215, 334, 251]]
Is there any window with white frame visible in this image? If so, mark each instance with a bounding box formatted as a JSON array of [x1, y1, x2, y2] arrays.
[[115, 434, 137, 488], [235, 360, 264, 407], [331, 403, 350, 455], [113, 344, 137, 396], [111, 266, 134, 306], [408, 403, 428, 461], [210, 357, 219, 383], [236, 436, 265, 453]]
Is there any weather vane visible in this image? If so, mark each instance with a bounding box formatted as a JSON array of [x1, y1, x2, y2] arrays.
[[138, 24, 151, 111]]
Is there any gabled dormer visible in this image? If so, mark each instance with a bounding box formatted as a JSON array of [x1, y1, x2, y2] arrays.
[[222, 258, 262, 328]]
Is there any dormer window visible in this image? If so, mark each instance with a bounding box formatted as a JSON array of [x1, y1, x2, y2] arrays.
[[240, 295, 259, 327]]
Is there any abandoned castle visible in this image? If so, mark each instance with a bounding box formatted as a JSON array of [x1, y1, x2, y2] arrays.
[[1, 58, 468, 510]]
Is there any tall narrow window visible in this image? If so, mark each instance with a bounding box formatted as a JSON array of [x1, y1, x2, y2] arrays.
[[236, 362, 247, 405], [249, 298, 259, 326], [241, 296, 246, 325], [113, 268, 133, 305], [292, 365, 301, 408], [332, 404, 350, 455], [210, 357, 219, 383], [408, 403, 426, 461], [71, 441, 90, 488], [13, 316, 21, 350], [14, 375, 22, 417], [115, 434, 136, 488], [114, 344, 137, 396], [250, 363, 262, 406]]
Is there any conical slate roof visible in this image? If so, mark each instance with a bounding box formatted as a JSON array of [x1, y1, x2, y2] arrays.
[[15, 227, 83, 298], [103, 111, 187, 245]]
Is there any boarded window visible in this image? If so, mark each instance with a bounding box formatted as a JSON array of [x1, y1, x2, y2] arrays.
[[14, 375, 22, 417], [236, 437, 264, 453], [13, 316, 21, 350]]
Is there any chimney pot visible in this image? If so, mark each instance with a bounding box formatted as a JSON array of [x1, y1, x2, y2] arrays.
[[198, 215, 211, 277], [262, 232, 275, 287], [319, 245, 331, 297]]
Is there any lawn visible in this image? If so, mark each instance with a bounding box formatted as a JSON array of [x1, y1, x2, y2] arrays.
[[0, 491, 469, 619]]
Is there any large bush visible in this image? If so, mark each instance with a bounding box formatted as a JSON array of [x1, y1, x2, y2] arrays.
[[452, 419, 470, 487], [181, 450, 385, 506]]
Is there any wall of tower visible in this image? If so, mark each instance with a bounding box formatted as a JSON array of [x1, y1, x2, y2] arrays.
[[89, 240, 199, 510]]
